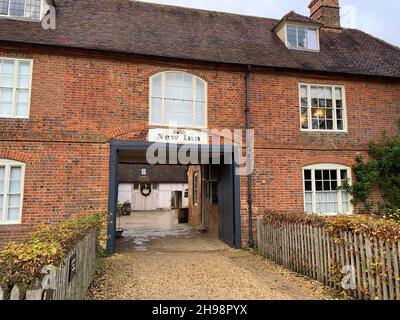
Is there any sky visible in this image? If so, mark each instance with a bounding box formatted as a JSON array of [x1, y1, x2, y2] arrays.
[[139, 0, 400, 47]]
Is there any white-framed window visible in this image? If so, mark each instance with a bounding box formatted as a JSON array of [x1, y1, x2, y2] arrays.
[[0, 58, 33, 119], [287, 24, 319, 51], [0, 159, 25, 224], [299, 83, 347, 132], [303, 164, 352, 215], [0, 0, 42, 20], [150, 71, 207, 129]]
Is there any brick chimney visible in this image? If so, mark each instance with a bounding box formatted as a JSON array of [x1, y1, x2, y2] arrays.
[[309, 0, 340, 29]]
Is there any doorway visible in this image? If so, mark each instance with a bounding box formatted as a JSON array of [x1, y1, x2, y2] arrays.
[[106, 141, 241, 253]]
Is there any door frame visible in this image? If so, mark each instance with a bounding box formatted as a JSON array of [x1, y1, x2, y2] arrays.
[[106, 141, 242, 253]]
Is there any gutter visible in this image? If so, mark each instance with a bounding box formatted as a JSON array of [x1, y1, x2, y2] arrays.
[[245, 65, 254, 248]]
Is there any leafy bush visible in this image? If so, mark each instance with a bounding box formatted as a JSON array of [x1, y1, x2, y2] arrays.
[[262, 210, 400, 242], [0, 213, 106, 288], [343, 132, 400, 214]]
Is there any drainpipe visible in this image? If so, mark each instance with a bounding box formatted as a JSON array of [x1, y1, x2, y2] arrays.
[[245, 65, 254, 248]]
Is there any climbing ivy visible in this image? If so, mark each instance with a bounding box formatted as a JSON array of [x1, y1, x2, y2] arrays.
[[342, 131, 400, 219]]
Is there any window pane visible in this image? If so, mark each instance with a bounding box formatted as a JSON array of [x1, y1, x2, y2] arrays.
[[25, 0, 41, 19], [300, 86, 307, 99], [2, 60, 15, 74], [301, 107, 308, 129], [7, 208, 20, 221], [315, 170, 322, 180], [18, 75, 29, 88], [287, 25, 297, 47], [0, 0, 8, 15], [0, 87, 13, 115], [150, 98, 161, 123], [151, 75, 162, 97], [8, 194, 20, 207], [9, 0, 25, 16], [341, 170, 348, 181], [0, 166, 4, 194], [308, 29, 318, 50], [10, 167, 21, 180], [335, 88, 342, 99], [0, 73, 14, 87], [195, 101, 205, 127], [196, 79, 205, 101], [305, 180, 312, 191], [337, 120, 344, 131], [9, 180, 21, 193], [297, 27, 307, 48], [304, 170, 311, 180]]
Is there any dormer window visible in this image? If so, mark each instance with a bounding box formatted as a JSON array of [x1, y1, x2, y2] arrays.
[[273, 11, 322, 52], [0, 0, 42, 20], [287, 25, 319, 51]]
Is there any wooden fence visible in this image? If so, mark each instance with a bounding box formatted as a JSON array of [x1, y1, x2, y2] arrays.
[[0, 230, 97, 300], [257, 218, 400, 300]]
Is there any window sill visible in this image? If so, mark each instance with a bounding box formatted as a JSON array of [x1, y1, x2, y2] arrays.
[[0, 116, 30, 120], [0, 15, 40, 22], [0, 222, 22, 226], [287, 46, 320, 53], [300, 129, 348, 134]]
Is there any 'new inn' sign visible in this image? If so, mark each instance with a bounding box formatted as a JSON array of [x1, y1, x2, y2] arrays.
[[148, 128, 208, 145]]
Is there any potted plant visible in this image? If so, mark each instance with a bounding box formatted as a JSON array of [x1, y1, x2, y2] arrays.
[[115, 201, 132, 238]]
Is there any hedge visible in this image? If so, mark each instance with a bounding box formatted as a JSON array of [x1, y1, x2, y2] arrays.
[[261, 210, 400, 242], [0, 213, 106, 288]]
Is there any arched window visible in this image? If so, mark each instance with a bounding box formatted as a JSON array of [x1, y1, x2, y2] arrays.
[[0, 159, 25, 224], [303, 164, 352, 215], [150, 71, 207, 128]]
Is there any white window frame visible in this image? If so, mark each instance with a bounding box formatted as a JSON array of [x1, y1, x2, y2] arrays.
[[0, 159, 25, 225], [0, 0, 44, 20], [303, 163, 353, 216], [299, 83, 348, 133], [0, 57, 33, 119], [149, 71, 208, 129], [285, 24, 320, 52]]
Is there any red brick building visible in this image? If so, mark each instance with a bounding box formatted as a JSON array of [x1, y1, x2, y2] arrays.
[[0, 0, 399, 250]]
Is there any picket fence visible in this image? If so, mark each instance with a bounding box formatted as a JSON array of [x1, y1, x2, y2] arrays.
[[257, 218, 400, 300], [0, 230, 97, 300]]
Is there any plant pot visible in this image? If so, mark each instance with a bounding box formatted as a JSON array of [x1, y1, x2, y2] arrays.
[[116, 229, 124, 239]]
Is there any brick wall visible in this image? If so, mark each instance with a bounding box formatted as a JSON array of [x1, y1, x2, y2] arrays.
[[0, 43, 399, 247], [187, 166, 202, 226]]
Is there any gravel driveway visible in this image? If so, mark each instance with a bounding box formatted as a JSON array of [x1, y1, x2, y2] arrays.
[[86, 211, 335, 300]]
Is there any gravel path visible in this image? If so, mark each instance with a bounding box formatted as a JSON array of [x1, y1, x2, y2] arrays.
[[86, 212, 336, 300]]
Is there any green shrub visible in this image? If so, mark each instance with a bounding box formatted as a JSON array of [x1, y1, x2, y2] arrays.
[[0, 213, 106, 288], [343, 132, 400, 215], [262, 210, 400, 242]]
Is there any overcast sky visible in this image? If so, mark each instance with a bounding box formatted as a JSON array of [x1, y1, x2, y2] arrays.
[[139, 0, 400, 47]]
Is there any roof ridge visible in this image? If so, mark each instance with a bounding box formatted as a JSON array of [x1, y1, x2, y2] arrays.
[[125, 0, 280, 22]]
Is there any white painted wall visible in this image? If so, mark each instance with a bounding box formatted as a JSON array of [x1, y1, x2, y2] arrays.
[[118, 183, 188, 211]]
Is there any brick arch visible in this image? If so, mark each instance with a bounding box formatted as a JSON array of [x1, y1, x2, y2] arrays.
[[107, 123, 149, 140], [147, 68, 210, 83], [0, 150, 30, 163], [300, 155, 356, 168]]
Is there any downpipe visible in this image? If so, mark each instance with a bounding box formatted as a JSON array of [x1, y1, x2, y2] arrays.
[[245, 65, 254, 249]]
